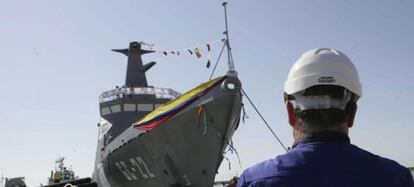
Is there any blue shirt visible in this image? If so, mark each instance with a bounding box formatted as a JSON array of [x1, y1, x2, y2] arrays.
[[238, 131, 414, 187]]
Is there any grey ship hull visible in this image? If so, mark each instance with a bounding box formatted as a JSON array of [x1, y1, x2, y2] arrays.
[[93, 77, 242, 187]]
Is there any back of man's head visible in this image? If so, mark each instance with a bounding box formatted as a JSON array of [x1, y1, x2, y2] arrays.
[[284, 48, 362, 134]]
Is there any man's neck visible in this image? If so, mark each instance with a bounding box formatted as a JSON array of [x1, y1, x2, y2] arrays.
[[292, 130, 351, 148], [293, 124, 348, 141]]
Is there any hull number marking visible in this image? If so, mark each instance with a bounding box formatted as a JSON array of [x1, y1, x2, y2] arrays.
[[115, 157, 156, 180]]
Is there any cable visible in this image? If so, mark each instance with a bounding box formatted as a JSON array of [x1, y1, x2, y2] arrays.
[[209, 42, 226, 80], [228, 140, 243, 170], [241, 88, 288, 152]]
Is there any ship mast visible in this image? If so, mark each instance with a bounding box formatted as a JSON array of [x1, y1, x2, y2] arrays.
[[222, 2, 237, 77], [112, 42, 156, 87]]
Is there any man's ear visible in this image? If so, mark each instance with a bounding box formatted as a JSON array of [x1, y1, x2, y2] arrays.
[[347, 103, 357, 128], [286, 101, 296, 127]]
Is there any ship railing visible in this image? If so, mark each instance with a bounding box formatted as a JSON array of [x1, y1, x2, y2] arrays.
[[99, 87, 181, 103]]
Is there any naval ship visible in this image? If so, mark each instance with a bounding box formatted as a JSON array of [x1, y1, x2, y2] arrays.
[[92, 41, 242, 187]]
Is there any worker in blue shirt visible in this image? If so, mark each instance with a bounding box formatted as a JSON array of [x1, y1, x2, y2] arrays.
[[237, 48, 414, 187]]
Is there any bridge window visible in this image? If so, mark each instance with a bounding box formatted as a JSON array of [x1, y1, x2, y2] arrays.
[[101, 107, 111, 115], [123, 104, 136, 112], [138, 104, 153, 111], [110, 104, 121, 113]]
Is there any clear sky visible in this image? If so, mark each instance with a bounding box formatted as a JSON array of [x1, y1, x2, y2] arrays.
[[1, 0, 413, 186]]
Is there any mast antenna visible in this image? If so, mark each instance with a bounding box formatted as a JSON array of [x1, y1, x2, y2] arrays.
[[222, 2, 237, 77]]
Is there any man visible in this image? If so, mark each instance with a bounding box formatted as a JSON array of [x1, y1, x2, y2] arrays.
[[237, 48, 414, 187]]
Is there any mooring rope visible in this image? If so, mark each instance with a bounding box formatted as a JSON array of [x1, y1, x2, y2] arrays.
[[241, 88, 288, 152]]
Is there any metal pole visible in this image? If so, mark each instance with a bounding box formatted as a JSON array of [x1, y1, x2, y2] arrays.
[[222, 2, 237, 77]]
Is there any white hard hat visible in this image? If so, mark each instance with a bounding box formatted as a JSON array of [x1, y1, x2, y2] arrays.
[[284, 48, 362, 98]]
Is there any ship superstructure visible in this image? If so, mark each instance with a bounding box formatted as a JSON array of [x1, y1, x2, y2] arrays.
[[97, 42, 178, 143]]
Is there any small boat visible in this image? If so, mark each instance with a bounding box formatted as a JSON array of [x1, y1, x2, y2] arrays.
[[43, 158, 95, 187], [47, 158, 77, 185]]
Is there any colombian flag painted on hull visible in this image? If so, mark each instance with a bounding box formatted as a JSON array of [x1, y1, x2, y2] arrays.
[[133, 76, 226, 131]]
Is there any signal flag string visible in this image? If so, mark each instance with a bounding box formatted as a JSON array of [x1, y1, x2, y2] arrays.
[[141, 39, 225, 56], [140, 39, 225, 69]]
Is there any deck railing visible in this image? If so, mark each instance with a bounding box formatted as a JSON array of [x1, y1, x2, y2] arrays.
[[100, 87, 181, 103]]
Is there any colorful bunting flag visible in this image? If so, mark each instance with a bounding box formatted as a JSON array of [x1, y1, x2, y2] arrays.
[[195, 48, 202, 58], [151, 39, 227, 69], [207, 44, 212, 69]]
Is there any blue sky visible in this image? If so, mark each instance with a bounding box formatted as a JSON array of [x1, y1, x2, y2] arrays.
[[1, 0, 413, 186]]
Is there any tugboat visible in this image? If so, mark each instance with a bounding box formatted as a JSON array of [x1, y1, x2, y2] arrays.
[[43, 158, 95, 187], [91, 40, 242, 187], [47, 158, 77, 186]]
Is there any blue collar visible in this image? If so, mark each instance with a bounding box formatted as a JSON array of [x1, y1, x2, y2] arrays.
[[292, 131, 350, 148]]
